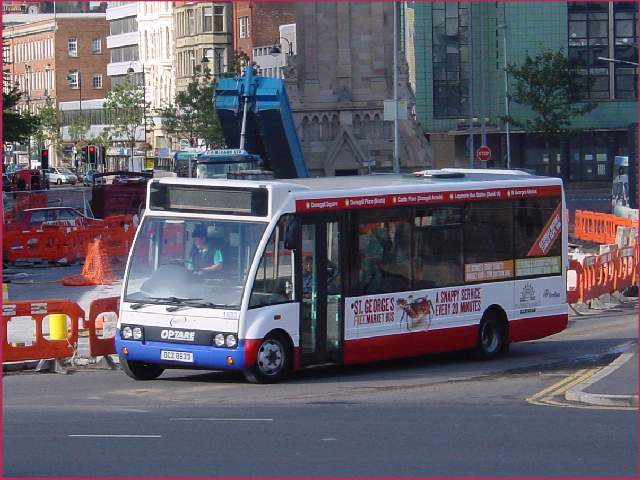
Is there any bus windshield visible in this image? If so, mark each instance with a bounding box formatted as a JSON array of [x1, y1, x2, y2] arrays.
[[197, 154, 260, 179], [173, 152, 199, 177], [125, 217, 267, 309]]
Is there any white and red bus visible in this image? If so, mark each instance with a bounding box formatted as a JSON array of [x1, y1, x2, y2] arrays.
[[116, 169, 567, 383]]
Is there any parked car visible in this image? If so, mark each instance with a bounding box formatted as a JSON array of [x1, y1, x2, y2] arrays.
[[43, 167, 78, 185], [83, 170, 106, 186], [5, 207, 102, 232], [113, 174, 148, 185]]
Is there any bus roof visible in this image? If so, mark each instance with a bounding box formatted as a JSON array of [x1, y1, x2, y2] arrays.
[[152, 170, 561, 199], [149, 170, 563, 220], [153, 169, 561, 192]]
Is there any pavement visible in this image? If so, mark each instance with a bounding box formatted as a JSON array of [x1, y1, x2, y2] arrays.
[[565, 342, 638, 408]]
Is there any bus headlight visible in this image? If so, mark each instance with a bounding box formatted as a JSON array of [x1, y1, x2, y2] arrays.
[[225, 334, 237, 348], [214, 333, 225, 347], [122, 326, 133, 339], [132, 327, 144, 340]]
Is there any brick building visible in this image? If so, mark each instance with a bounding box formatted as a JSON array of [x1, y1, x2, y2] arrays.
[[233, 1, 295, 62], [3, 14, 110, 164]]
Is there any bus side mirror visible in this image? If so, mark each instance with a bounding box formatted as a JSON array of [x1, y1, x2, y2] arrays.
[[284, 220, 298, 250]]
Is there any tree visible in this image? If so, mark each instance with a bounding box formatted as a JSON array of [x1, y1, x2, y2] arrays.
[[506, 48, 597, 141], [68, 116, 90, 145], [2, 85, 39, 144], [33, 97, 61, 151], [103, 79, 152, 155], [159, 69, 223, 149], [90, 129, 112, 149], [222, 50, 251, 78]]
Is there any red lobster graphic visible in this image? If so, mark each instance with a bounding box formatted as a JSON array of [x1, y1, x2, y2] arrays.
[[397, 296, 434, 331]]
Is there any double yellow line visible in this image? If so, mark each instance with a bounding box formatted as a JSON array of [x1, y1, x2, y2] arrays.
[[526, 368, 635, 410]]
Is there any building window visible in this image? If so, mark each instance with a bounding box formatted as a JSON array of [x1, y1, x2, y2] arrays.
[[92, 74, 103, 89], [214, 5, 225, 32], [568, 2, 610, 100], [613, 1, 638, 99], [203, 6, 213, 32], [187, 9, 195, 35], [110, 16, 138, 35], [92, 38, 102, 54], [239, 16, 249, 38], [68, 37, 78, 57], [431, 2, 470, 117], [569, 2, 637, 100], [67, 70, 79, 89], [110, 45, 139, 63]]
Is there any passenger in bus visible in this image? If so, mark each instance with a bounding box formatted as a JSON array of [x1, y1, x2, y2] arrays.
[[187, 225, 224, 275], [360, 230, 387, 292], [302, 256, 313, 294]]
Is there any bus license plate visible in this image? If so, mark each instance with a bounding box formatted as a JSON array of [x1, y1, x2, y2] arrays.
[[160, 350, 193, 363]]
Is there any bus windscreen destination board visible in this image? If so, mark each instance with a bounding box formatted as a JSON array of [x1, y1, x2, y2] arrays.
[[150, 183, 268, 216]]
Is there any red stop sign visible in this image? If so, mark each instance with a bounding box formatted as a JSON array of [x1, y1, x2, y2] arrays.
[[476, 145, 491, 162]]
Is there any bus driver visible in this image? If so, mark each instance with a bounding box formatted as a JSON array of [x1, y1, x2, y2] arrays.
[[187, 225, 224, 274]]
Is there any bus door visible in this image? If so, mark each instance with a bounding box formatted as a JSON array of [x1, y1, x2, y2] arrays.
[[299, 215, 344, 366]]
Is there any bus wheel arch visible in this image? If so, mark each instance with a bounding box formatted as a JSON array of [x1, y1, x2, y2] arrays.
[[119, 356, 164, 380], [475, 305, 509, 360], [244, 329, 293, 384]]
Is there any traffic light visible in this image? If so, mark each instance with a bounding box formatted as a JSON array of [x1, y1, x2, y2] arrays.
[[87, 145, 97, 165], [41, 148, 49, 170]]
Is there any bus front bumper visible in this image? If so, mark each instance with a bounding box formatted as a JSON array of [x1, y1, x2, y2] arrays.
[[115, 335, 248, 371]]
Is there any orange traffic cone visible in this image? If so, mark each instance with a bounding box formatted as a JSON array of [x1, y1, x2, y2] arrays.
[[62, 239, 118, 286]]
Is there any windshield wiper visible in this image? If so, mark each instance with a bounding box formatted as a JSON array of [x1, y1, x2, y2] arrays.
[[130, 302, 150, 310], [129, 297, 202, 310], [165, 300, 231, 312], [150, 296, 202, 304]]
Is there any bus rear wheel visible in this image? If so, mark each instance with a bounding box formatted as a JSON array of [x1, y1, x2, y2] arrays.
[[244, 334, 292, 384], [475, 312, 508, 360], [119, 356, 164, 380]]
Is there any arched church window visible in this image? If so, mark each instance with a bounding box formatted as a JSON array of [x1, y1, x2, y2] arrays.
[[311, 116, 320, 141], [331, 115, 339, 140], [353, 114, 362, 139], [363, 114, 371, 139]]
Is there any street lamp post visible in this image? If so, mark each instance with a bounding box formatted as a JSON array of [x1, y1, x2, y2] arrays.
[[127, 64, 147, 171], [497, 24, 511, 169], [392, 1, 400, 174], [67, 71, 82, 168], [24, 64, 33, 162], [269, 37, 294, 78], [597, 56, 639, 67]]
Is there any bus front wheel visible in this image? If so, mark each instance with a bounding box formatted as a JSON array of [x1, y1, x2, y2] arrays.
[[244, 333, 292, 384], [475, 312, 508, 360], [119, 356, 164, 380]]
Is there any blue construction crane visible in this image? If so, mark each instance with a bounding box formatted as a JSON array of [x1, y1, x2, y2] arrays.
[[199, 65, 309, 179]]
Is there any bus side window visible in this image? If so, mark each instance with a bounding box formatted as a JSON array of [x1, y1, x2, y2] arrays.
[[414, 206, 463, 289], [249, 219, 295, 308]]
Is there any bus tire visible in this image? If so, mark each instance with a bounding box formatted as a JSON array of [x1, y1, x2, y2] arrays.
[[475, 311, 508, 360], [244, 333, 292, 384], [119, 356, 164, 380]]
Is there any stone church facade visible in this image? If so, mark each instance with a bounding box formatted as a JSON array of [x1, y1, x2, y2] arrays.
[[284, 2, 432, 177]]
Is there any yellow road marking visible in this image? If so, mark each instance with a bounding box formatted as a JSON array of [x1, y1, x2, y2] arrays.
[[526, 367, 637, 411]]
